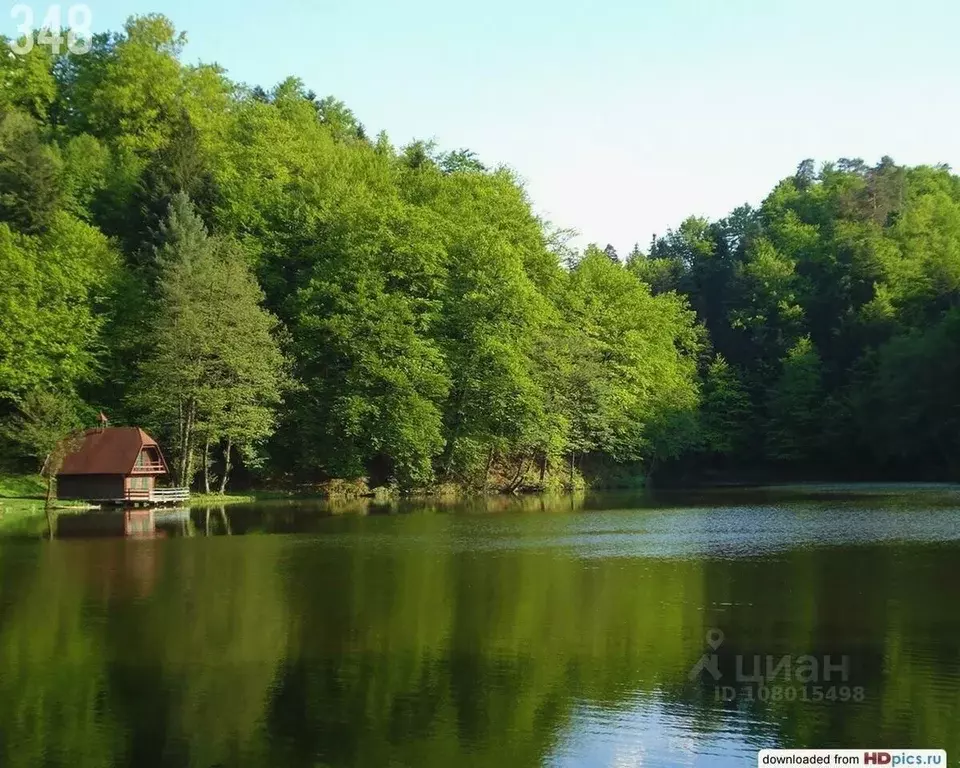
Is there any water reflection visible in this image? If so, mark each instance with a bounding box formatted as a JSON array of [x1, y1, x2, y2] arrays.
[[0, 489, 957, 767], [57, 509, 169, 539], [54, 507, 239, 540]]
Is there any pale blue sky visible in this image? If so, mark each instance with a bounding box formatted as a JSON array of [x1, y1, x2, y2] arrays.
[[7, 0, 960, 253]]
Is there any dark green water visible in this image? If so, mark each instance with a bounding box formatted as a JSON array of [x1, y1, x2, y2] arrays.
[[1, 486, 959, 767]]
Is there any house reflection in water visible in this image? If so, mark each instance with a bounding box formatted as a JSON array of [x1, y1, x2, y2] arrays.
[[53, 508, 198, 601], [125, 509, 161, 538], [57, 509, 158, 538], [56, 508, 191, 539]]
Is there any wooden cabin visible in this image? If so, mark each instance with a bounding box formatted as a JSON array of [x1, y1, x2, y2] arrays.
[[56, 427, 188, 505]]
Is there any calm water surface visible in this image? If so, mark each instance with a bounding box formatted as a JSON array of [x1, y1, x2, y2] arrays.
[[1, 486, 959, 767]]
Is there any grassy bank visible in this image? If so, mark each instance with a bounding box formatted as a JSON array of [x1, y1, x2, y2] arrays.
[[190, 492, 257, 505], [0, 474, 305, 508], [0, 474, 49, 534], [0, 473, 104, 515], [0, 476, 49, 535], [0, 473, 46, 499], [0, 470, 636, 512]]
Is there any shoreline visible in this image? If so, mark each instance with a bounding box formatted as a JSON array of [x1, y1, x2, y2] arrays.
[[3, 473, 959, 515]]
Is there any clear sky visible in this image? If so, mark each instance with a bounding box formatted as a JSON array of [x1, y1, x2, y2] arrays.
[[7, 0, 960, 253]]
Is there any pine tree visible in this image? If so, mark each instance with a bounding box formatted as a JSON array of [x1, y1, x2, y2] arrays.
[[135, 194, 288, 489]]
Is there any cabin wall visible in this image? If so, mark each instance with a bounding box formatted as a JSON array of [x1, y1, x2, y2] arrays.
[[57, 474, 125, 501], [125, 475, 155, 494]]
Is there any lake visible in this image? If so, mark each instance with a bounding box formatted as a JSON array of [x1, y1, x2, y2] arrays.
[[0, 485, 958, 767]]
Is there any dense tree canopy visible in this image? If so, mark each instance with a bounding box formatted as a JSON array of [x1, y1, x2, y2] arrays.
[[1, 16, 958, 488], [631, 158, 960, 479]]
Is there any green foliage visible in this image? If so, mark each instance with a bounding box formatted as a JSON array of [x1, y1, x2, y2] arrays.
[[314, 95, 365, 142], [3, 11, 959, 486], [0, 473, 46, 499], [764, 337, 824, 464], [0, 214, 115, 402], [862, 308, 960, 473], [0, 45, 57, 119], [134, 195, 287, 488], [0, 389, 84, 472], [84, 15, 186, 154], [0, 111, 62, 233], [700, 356, 751, 457], [562, 252, 701, 463], [641, 158, 960, 479]]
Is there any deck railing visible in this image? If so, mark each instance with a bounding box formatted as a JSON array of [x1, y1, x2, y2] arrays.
[[130, 462, 165, 473], [151, 487, 191, 502], [124, 487, 191, 502]]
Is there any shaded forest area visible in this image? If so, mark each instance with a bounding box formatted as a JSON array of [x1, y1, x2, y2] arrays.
[[1, 16, 958, 492]]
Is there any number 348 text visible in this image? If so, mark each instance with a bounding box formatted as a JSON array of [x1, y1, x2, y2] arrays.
[[8, 4, 93, 55]]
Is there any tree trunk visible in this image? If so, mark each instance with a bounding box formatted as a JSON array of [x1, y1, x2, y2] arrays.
[[442, 422, 460, 478], [219, 437, 232, 494], [203, 438, 211, 494], [177, 399, 193, 487], [177, 398, 187, 486], [483, 446, 495, 492], [45, 471, 55, 507], [647, 456, 659, 486], [506, 456, 527, 494], [183, 401, 196, 489], [45, 473, 56, 540]]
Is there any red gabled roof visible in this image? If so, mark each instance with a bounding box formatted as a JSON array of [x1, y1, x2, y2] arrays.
[[57, 427, 168, 476]]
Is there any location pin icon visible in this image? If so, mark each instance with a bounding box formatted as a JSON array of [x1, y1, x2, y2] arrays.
[[706, 628, 724, 649]]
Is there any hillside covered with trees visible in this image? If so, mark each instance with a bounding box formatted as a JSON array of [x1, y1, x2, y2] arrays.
[[1, 15, 958, 491]]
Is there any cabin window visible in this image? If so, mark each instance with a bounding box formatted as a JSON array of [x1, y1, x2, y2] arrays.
[[135, 449, 158, 470], [128, 476, 149, 490]]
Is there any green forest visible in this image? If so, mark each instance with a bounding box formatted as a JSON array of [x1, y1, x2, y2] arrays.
[[1, 15, 959, 492]]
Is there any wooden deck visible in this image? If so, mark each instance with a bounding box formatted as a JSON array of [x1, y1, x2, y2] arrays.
[[104, 488, 191, 506]]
